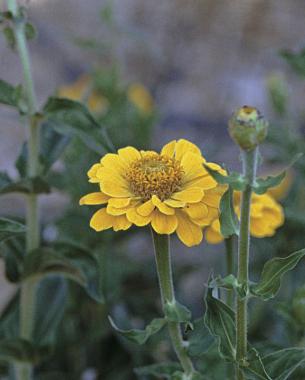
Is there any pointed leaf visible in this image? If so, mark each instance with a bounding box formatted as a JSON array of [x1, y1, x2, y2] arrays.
[[204, 288, 236, 361], [43, 97, 113, 154], [134, 362, 181, 378], [23, 243, 102, 302], [204, 165, 247, 191], [219, 188, 239, 238], [0, 172, 50, 195], [208, 275, 248, 299], [0, 79, 21, 107], [108, 316, 166, 345], [164, 300, 191, 323], [0, 217, 25, 244], [251, 249, 305, 300], [262, 348, 305, 380], [186, 318, 214, 357]]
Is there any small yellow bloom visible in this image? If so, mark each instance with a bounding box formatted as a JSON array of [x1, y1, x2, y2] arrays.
[[80, 139, 224, 247], [127, 83, 154, 114], [58, 75, 108, 113], [205, 191, 284, 244]]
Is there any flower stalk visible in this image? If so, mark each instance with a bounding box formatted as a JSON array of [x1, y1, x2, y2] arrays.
[[6, 1, 40, 379], [225, 235, 235, 309], [236, 148, 258, 379], [151, 230, 195, 377]]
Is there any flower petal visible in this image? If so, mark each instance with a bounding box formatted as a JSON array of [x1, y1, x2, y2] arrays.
[[175, 139, 202, 160], [164, 199, 185, 208], [88, 163, 102, 183], [184, 202, 209, 219], [205, 226, 223, 244], [108, 197, 131, 208], [79, 192, 109, 205], [161, 140, 176, 157], [151, 210, 178, 234], [172, 187, 204, 203], [90, 208, 114, 231], [118, 146, 141, 165], [180, 152, 205, 182], [100, 153, 127, 173], [137, 199, 155, 216], [152, 195, 175, 215], [112, 215, 132, 231], [126, 208, 152, 226], [175, 211, 203, 247]]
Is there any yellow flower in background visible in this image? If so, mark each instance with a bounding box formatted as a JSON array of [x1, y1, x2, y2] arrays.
[[58, 75, 108, 112], [205, 191, 284, 244], [80, 139, 224, 247], [127, 83, 154, 114]]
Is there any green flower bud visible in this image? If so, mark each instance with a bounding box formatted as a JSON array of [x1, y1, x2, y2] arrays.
[[228, 106, 268, 151], [292, 286, 305, 325]]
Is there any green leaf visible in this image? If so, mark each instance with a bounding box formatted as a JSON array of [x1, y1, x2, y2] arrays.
[[208, 274, 247, 299], [251, 249, 305, 300], [0, 79, 22, 107], [108, 316, 166, 345], [204, 165, 247, 191], [164, 300, 191, 323], [134, 362, 181, 379], [22, 243, 102, 302], [0, 217, 25, 244], [25, 22, 37, 40], [0, 338, 50, 364], [3, 26, 15, 49], [186, 318, 214, 357], [33, 278, 67, 345], [262, 348, 305, 380], [242, 347, 272, 380], [219, 188, 239, 237], [204, 288, 236, 361], [43, 97, 113, 154], [1, 236, 24, 282], [0, 172, 50, 195]]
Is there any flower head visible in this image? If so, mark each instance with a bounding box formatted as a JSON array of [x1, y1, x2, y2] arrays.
[[80, 139, 224, 247], [205, 191, 284, 244]]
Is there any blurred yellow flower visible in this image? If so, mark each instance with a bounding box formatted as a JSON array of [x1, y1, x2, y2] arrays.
[[58, 75, 108, 112], [127, 83, 154, 114], [205, 191, 284, 244], [80, 139, 224, 247]]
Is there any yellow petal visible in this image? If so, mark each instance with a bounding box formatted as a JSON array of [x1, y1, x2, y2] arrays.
[[180, 152, 205, 182], [185, 175, 217, 190], [108, 197, 131, 208], [175, 139, 202, 160], [88, 163, 102, 183], [161, 140, 176, 157], [205, 226, 223, 244], [151, 210, 178, 234], [79, 192, 109, 205], [137, 199, 155, 216], [172, 187, 204, 203], [152, 195, 175, 215], [126, 208, 152, 226], [100, 153, 127, 173], [90, 208, 114, 231], [118, 146, 141, 165], [202, 189, 223, 207], [112, 215, 132, 231], [175, 211, 203, 247], [164, 199, 185, 208], [184, 202, 209, 219]]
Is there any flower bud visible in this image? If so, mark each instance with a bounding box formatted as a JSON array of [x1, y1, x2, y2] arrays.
[[228, 106, 268, 151], [292, 286, 305, 325]]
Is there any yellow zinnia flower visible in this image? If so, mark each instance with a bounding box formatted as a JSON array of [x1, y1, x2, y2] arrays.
[[205, 191, 284, 244], [58, 75, 108, 113], [80, 139, 224, 247]]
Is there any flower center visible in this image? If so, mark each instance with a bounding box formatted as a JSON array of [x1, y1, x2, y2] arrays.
[[125, 152, 183, 201]]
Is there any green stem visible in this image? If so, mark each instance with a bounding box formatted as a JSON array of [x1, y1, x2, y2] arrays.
[[225, 236, 235, 309], [6, 1, 39, 379], [151, 230, 195, 377], [236, 149, 258, 380]]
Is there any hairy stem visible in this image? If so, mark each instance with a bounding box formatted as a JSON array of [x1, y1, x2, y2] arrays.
[[225, 235, 235, 309], [236, 149, 258, 379], [6, 1, 39, 379], [151, 231, 195, 376]]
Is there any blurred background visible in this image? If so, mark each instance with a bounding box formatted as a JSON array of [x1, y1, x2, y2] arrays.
[[1, 1, 305, 379]]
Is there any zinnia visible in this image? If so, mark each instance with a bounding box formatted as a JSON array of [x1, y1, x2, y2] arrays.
[[80, 139, 224, 246], [205, 191, 284, 244]]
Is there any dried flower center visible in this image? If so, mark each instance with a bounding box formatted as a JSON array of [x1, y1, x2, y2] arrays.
[[125, 152, 183, 201]]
